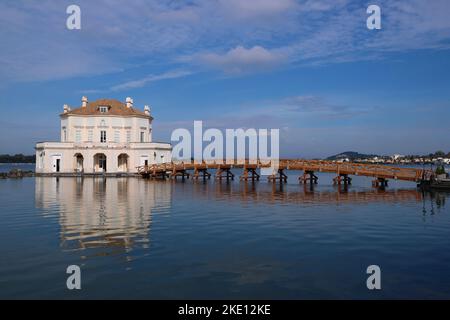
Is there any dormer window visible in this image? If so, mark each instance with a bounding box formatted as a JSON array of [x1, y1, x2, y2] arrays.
[[99, 106, 108, 113]]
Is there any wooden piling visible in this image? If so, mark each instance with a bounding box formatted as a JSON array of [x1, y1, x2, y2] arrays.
[[372, 177, 388, 188], [333, 174, 352, 185], [299, 170, 318, 184], [240, 167, 260, 181], [268, 169, 287, 183], [193, 167, 211, 180], [216, 166, 235, 180]]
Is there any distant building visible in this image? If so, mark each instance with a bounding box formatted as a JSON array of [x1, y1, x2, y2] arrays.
[[35, 97, 172, 175]]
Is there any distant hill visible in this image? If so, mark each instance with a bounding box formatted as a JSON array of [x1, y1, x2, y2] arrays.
[[326, 151, 380, 161]]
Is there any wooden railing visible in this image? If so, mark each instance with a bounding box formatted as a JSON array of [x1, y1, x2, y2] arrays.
[[136, 159, 432, 182]]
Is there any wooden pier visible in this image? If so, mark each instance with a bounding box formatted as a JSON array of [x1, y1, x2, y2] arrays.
[[137, 159, 433, 188]]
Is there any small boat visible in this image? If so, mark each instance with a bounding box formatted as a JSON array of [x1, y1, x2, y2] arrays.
[[420, 163, 450, 190], [420, 173, 450, 190], [429, 178, 450, 190]]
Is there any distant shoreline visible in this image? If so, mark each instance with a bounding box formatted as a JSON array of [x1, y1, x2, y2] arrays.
[[0, 163, 35, 165], [0, 154, 36, 164]]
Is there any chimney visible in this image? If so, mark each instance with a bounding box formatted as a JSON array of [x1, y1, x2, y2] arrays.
[[81, 96, 88, 108], [144, 105, 151, 116], [63, 104, 69, 113], [126, 97, 133, 108]]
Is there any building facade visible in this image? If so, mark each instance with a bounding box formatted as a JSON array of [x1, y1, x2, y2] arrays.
[[35, 97, 172, 175]]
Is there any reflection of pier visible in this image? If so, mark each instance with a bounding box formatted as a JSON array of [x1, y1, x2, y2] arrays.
[[35, 177, 172, 258], [138, 160, 432, 187], [190, 181, 426, 206]]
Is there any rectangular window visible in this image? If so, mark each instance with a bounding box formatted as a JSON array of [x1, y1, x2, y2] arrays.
[[88, 130, 93, 142], [126, 131, 131, 143], [75, 130, 81, 143], [114, 130, 120, 143], [100, 130, 106, 143], [99, 106, 108, 113], [140, 131, 145, 143]]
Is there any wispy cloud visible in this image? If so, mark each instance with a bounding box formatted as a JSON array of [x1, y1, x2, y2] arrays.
[[109, 70, 192, 91], [81, 69, 192, 94], [1, 0, 450, 84], [218, 0, 298, 19], [188, 46, 287, 74], [278, 95, 370, 119], [154, 94, 370, 135]]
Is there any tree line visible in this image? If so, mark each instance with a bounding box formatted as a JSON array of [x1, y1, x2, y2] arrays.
[[403, 150, 450, 159], [0, 154, 36, 163]]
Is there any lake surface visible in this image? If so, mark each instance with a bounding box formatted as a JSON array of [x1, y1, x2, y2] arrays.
[[0, 163, 35, 173], [0, 172, 449, 299]]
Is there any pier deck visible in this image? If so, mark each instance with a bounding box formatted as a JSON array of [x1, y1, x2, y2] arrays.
[[137, 159, 433, 185]]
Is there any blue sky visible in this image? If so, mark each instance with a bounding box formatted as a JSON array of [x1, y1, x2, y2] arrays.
[[1, 0, 450, 158]]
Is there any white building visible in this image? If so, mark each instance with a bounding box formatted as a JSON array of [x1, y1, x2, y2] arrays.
[[35, 97, 172, 175], [392, 154, 404, 161]]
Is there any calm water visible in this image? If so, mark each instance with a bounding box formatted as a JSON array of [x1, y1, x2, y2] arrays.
[[0, 171, 449, 299], [0, 163, 35, 173]]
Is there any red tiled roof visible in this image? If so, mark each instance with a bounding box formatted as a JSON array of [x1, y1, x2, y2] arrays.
[[62, 99, 152, 119]]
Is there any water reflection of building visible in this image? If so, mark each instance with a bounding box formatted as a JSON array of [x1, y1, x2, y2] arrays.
[[35, 177, 171, 257]]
